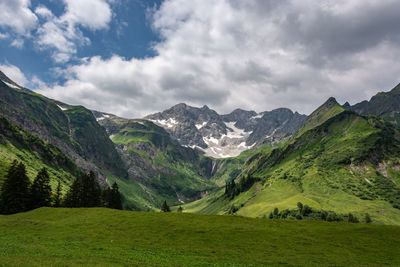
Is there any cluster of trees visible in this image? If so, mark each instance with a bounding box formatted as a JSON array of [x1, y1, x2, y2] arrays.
[[225, 174, 258, 199], [0, 161, 122, 214], [267, 202, 373, 223], [159, 201, 184, 213]]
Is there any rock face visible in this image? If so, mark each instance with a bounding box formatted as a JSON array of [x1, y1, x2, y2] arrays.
[[344, 83, 400, 126], [145, 103, 306, 158], [0, 71, 127, 186]]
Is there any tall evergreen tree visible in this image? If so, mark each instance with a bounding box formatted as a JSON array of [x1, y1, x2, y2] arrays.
[[103, 182, 122, 210], [53, 181, 63, 207], [0, 161, 31, 214], [161, 200, 170, 212], [30, 168, 52, 209], [64, 171, 102, 207]]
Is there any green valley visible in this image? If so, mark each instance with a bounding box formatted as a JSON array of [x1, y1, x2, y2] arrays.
[[182, 98, 400, 225]]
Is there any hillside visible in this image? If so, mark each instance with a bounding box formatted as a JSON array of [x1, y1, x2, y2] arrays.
[[183, 98, 400, 225], [1, 208, 399, 266], [92, 112, 218, 209], [346, 83, 400, 126], [0, 115, 81, 190], [0, 74, 126, 186]]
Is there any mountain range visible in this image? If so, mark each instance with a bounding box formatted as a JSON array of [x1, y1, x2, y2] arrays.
[[144, 103, 306, 158], [1, 69, 400, 224]]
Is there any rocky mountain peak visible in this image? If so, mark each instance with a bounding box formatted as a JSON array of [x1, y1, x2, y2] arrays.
[[145, 103, 306, 158]]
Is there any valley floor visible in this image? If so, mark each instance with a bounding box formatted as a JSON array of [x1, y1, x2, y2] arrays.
[[1, 208, 400, 266]]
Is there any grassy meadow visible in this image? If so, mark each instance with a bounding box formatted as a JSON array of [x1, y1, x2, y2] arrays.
[[1, 207, 400, 266]]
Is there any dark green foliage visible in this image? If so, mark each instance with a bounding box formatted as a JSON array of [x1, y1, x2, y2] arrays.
[[0, 161, 31, 214], [64, 171, 102, 208], [161, 200, 170, 212], [348, 213, 359, 223], [267, 204, 349, 222], [53, 181, 62, 207], [225, 174, 259, 199], [30, 168, 52, 209], [228, 204, 239, 215], [273, 207, 279, 217], [103, 182, 122, 210], [297, 202, 303, 211], [365, 213, 372, 223]]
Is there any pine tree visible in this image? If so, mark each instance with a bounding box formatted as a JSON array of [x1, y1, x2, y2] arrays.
[[0, 161, 31, 214], [64, 171, 102, 207], [30, 168, 52, 209], [161, 200, 170, 212], [53, 181, 63, 207], [104, 182, 122, 210]]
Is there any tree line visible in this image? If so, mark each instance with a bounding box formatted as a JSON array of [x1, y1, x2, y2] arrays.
[[0, 161, 122, 214], [266, 202, 372, 223]]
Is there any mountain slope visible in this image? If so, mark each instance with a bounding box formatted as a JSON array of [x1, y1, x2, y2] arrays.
[[145, 103, 306, 158], [0, 115, 81, 191], [183, 98, 400, 225], [93, 111, 217, 209], [346, 83, 400, 126], [0, 72, 126, 185]]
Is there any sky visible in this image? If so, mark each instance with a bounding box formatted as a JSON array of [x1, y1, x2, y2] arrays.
[[1, 0, 400, 118]]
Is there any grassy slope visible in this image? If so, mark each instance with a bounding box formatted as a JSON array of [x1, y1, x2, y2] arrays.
[[183, 100, 400, 225], [1, 208, 400, 266], [99, 117, 217, 210], [0, 116, 81, 192], [0, 81, 126, 179]]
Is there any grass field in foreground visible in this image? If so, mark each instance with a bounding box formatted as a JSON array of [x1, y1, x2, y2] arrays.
[[1, 208, 400, 266]]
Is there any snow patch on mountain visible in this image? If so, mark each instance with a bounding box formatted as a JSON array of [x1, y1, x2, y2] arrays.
[[195, 121, 207, 129], [2, 80, 20, 90], [96, 114, 110, 121], [150, 118, 178, 128], [57, 104, 68, 111]]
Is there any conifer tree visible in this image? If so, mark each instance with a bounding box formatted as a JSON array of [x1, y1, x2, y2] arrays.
[[161, 200, 170, 212], [30, 168, 52, 209], [64, 171, 102, 207], [0, 161, 31, 214], [104, 182, 122, 210], [53, 181, 63, 207]]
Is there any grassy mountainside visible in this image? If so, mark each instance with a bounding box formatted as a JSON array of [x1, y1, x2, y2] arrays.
[[183, 98, 400, 225], [347, 83, 400, 126], [96, 114, 217, 209], [1, 208, 400, 266], [0, 115, 81, 191], [0, 79, 126, 185]]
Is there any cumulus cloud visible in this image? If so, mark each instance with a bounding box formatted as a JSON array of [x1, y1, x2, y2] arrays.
[[34, 0, 112, 62], [0, 0, 37, 35], [38, 0, 400, 117], [0, 64, 28, 86]]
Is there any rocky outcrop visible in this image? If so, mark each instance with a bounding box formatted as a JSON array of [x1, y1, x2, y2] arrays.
[[145, 103, 306, 158]]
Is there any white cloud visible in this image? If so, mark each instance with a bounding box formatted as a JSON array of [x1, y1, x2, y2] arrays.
[[0, 32, 9, 39], [0, 0, 37, 35], [34, 0, 111, 62], [0, 64, 28, 86], [38, 0, 400, 117], [10, 39, 24, 49], [62, 0, 112, 30]]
